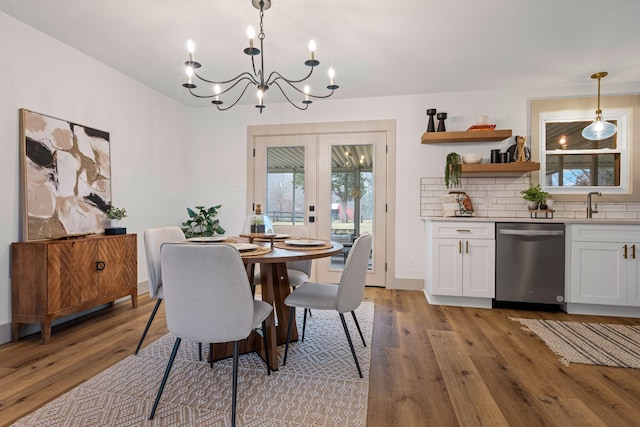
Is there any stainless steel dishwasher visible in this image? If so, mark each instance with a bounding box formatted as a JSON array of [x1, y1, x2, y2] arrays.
[[495, 223, 565, 305]]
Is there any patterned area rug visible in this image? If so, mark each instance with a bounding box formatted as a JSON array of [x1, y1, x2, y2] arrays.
[[13, 303, 373, 426], [512, 318, 640, 368]]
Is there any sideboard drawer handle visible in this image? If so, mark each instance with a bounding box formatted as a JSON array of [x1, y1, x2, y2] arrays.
[[456, 229, 471, 233], [95, 261, 106, 271]]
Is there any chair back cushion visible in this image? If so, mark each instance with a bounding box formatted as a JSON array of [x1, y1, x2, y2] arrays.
[[274, 225, 312, 275], [160, 243, 256, 343], [337, 232, 372, 312], [143, 226, 185, 298]]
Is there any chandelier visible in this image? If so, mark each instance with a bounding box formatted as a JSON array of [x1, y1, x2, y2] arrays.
[[182, 0, 339, 113]]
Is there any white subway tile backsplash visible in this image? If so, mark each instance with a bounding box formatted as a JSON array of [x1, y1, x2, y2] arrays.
[[420, 176, 640, 219]]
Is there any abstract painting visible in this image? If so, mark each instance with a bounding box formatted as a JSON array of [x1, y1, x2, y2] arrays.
[[19, 109, 111, 241]]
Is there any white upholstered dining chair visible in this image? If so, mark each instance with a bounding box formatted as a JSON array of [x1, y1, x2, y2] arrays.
[[283, 232, 372, 378], [134, 226, 185, 355], [253, 225, 312, 288], [256, 225, 314, 340], [149, 243, 273, 426]]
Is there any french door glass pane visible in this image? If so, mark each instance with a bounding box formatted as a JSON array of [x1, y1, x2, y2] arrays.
[[329, 144, 373, 270], [266, 146, 305, 225]]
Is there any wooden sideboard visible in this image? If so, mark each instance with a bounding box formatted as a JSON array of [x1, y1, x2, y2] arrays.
[[11, 233, 138, 344]]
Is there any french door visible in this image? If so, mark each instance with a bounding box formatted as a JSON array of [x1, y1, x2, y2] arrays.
[[250, 126, 390, 287]]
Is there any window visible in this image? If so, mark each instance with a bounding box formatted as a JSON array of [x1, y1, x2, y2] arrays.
[[531, 95, 640, 202], [539, 109, 629, 195]]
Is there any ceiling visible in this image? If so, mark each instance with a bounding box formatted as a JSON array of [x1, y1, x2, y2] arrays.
[[2, 0, 640, 108]]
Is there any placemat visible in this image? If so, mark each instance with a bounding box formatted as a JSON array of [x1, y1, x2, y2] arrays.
[[274, 241, 334, 251], [240, 246, 272, 257]]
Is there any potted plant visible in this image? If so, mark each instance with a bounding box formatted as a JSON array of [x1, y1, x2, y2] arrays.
[[106, 205, 127, 228], [445, 152, 462, 189], [181, 205, 225, 238], [520, 184, 550, 210], [250, 217, 265, 233]]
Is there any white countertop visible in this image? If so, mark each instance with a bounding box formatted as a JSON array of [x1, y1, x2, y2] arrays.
[[422, 216, 640, 225]]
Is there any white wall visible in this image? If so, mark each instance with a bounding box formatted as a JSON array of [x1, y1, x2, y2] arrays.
[[0, 12, 191, 343]]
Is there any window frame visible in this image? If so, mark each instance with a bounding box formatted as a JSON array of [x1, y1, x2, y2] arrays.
[[530, 95, 640, 202], [539, 108, 630, 195]]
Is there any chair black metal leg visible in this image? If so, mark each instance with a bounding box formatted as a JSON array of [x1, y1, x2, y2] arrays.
[[231, 341, 239, 427], [351, 310, 366, 347], [302, 308, 308, 342], [135, 298, 162, 355], [283, 306, 296, 366], [149, 337, 181, 420], [209, 343, 214, 368], [198, 343, 202, 361], [261, 321, 271, 375], [339, 313, 363, 378]]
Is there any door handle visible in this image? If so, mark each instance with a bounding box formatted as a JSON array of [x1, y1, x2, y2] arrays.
[[466, 240, 469, 254], [95, 261, 106, 271], [633, 244, 636, 260], [623, 244, 628, 259], [458, 240, 462, 254]]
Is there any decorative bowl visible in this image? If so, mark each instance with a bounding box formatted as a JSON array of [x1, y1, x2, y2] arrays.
[[462, 153, 482, 164]]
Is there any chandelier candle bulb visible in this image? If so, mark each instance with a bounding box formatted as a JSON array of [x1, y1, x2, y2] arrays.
[[303, 85, 312, 104], [309, 40, 316, 60], [187, 39, 195, 61], [247, 26, 255, 48]]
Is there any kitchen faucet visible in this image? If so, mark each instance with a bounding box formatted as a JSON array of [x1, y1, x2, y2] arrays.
[[587, 191, 602, 218]]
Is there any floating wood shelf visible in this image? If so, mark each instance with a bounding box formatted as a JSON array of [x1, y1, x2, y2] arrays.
[[461, 162, 540, 174], [421, 129, 513, 144]]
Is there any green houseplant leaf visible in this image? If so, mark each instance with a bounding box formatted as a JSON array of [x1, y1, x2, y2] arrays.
[[181, 205, 225, 238], [445, 152, 462, 189]]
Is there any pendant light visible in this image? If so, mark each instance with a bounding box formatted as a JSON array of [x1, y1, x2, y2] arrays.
[[582, 72, 617, 141]]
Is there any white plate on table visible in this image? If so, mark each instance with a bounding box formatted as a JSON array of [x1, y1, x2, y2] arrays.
[[187, 236, 227, 243], [229, 242, 260, 252], [273, 234, 290, 239], [284, 239, 325, 247]]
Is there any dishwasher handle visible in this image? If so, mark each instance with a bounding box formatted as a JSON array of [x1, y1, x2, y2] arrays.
[[499, 229, 564, 237]]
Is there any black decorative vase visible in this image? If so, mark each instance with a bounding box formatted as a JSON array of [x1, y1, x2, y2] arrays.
[[437, 112, 448, 132], [426, 108, 437, 132]]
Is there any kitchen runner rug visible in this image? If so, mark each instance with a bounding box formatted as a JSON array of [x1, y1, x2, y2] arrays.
[[512, 318, 640, 368], [13, 302, 374, 427]]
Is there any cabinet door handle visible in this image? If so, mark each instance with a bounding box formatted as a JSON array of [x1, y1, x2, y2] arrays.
[[95, 261, 106, 271], [623, 245, 628, 259], [633, 244, 637, 260], [458, 240, 462, 254], [456, 229, 471, 233], [466, 240, 469, 254]]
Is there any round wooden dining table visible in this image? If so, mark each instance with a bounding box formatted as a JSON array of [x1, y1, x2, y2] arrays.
[[212, 238, 343, 370]]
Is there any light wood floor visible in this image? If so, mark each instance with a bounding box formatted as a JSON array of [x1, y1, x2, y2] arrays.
[[1, 288, 640, 426]]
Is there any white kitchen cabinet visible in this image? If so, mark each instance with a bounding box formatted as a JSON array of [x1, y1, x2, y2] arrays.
[[570, 224, 640, 307], [431, 222, 495, 298]]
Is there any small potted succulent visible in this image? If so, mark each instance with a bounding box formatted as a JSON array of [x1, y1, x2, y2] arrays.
[[106, 205, 127, 228], [250, 217, 265, 233]]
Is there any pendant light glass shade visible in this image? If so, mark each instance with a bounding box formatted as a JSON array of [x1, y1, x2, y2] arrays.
[[582, 115, 617, 140], [582, 71, 617, 141]]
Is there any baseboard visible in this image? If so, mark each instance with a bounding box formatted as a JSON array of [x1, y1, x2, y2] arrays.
[[0, 281, 151, 346], [388, 277, 423, 291]]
